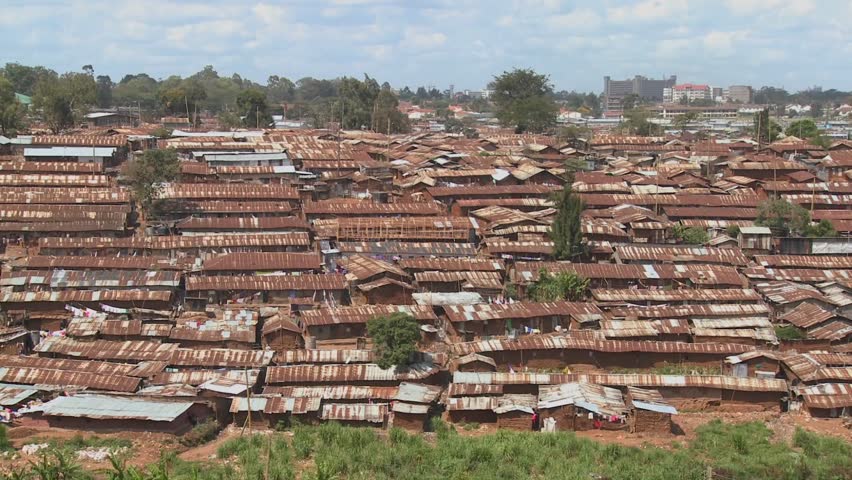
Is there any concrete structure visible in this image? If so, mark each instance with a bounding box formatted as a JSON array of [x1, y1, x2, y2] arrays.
[[603, 75, 676, 111], [725, 85, 754, 104], [663, 84, 712, 104]]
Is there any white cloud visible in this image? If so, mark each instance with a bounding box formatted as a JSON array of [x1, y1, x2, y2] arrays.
[[607, 0, 687, 23], [546, 9, 601, 29], [496, 15, 514, 27], [724, 0, 815, 17], [702, 30, 749, 57], [655, 38, 691, 58], [253, 3, 287, 26], [401, 27, 447, 49]]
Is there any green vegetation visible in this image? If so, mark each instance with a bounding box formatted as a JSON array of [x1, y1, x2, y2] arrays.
[[610, 364, 723, 375], [366, 312, 420, 369], [32, 70, 97, 133], [550, 183, 585, 260], [490, 68, 557, 133], [3, 422, 851, 480], [527, 270, 589, 302], [0, 425, 11, 452], [671, 224, 710, 245], [804, 219, 838, 238], [756, 198, 811, 236], [754, 108, 782, 144], [26, 434, 132, 456], [621, 108, 657, 136], [125, 148, 180, 210], [178, 420, 221, 448], [236, 88, 273, 128], [785, 118, 832, 148], [725, 225, 741, 238], [0, 76, 27, 135], [775, 324, 807, 341]]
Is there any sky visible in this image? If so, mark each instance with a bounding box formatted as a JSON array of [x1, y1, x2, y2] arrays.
[[2, 0, 851, 93]]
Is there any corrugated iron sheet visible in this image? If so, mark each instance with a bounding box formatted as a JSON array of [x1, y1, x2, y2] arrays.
[[0, 366, 140, 392], [266, 363, 439, 384], [299, 305, 436, 327], [186, 274, 347, 292], [321, 403, 387, 423], [452, 334, 754, 356], [42, 394, 193, 421]]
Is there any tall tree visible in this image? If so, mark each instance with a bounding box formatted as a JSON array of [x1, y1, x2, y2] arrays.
[[785, 119, 820, 139], [0, 76, 27, 135], [32, 71, 96, 132], [755, 198, 810, 236], [267, 75, 295, 104], [0, 63, 57, 96], [753, 109, 781, 145], [366, 312, 420, 369], [550, 183, 585, 260], [528, 270, 589, 302], [236, 88, 273, 128], [490, 68, 557, 133], [371, 89, 409, 134], [125, 148, 180, 211], [113, 74, 159, 113], [95, 75, 113, 108], [158, 78, 207, 121]]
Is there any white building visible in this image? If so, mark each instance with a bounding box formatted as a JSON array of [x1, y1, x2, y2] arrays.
[[663, 84, 712, 104]]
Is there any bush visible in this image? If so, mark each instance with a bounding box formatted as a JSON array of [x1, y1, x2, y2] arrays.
[[0, 424, 11, 452], [775, 324, 806, 341], [179, 420, 221, 448]]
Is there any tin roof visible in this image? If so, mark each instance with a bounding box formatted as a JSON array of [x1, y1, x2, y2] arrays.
[[303, 200, 445, 216], [202, 252, 321, 272], [452, 334, 753, 356], [186, 274, 347, 292], [39, 233, 311, 250], [0, 187, 130, 205], [445, 301, 602, 324], [263, 385, 398, 400], [275, 350, 374, 364], [453, 372, 787, 391], [321, 403, 387, 423], [41, 395, 192, 422], [616, 245, 749, 266], [34, 337, 178, 362], [177, 216, 309, 231], [159, 184, 299, 201], [266, 363, 439, 385], [609, 304, 769, 319], [169, 349, 273, 368], [591, 288, 760, 303], [0, 290, 171, 304], [339, 254, 409, 281], [300, 305, 437, 327], [0, 366, 140, 392], [399, 257, 504, 272], [755, 255, 852, 270], [338, 241, 477, 257]]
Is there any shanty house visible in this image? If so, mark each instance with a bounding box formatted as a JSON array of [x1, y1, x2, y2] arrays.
[[625, 387, 676, 434], [39, 395, 210, 434]]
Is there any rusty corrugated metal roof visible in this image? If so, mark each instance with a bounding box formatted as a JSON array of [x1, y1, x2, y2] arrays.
[[186, 274, 347, 292]]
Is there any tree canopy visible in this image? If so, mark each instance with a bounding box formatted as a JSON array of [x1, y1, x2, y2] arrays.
[[125, 149, 180, 211], [366, 312, 421, 369], [491, 68, 557, 133], [785, 119, 820, 139], [528, 270, 589, 302], [32, 71, 96, 132], [0, 76, 27, 135], [236, 88, 273, 128], [550, 183, 585, 260], [755, 199, 810, 236]]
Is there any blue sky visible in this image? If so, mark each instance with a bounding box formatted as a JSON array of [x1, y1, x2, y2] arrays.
[[2, 0, 851, 93]]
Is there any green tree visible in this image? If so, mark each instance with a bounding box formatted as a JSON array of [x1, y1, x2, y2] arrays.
[[158, 77, 207, 121], [114, 74, 160, 114], [550, 183, 585, 260], [622, 108, 654, 136], [366, 312, 420, 369], [96, 75, 113, 108], [236, 88, 273, 128], [556, 124, 591, 142], [32, 71, 96, 133], [803, 219, 838, 238], [621, 93, 640, 111], [673, 111, 699, 129], [785, 118, 820, 139], [528, 270, 589, 302], [217, 110, 243, 129], [754, 109, 781, 144], [0, 76, 27, 135], [372, 89, 410, 134], [490, 68, 557, 133], [0, 63, 57, 96], [672, 224, 710, 244], [150, 127, 172, 139], [125, 148, 180, 211], [267, 75, 295, 104], [755, 198, 810, 236]]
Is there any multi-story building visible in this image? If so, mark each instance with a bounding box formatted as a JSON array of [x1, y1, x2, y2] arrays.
[[663, 84, 712, 104], [724, 85, 753, 104], [603, 75, 676, 112]]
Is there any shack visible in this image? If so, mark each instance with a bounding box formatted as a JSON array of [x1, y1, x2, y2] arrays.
[[625, 387, 677, 434], [39, 395, 209, 434]]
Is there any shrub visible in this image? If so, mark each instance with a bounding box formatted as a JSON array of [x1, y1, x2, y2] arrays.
[[179, 420, 221, 448]]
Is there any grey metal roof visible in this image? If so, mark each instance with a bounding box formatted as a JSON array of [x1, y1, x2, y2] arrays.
[[202, 152, 289, 162], [24, 147, 117, 157], [41, 395, 193, 422]]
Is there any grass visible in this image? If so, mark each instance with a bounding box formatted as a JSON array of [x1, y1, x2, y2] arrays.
[[3, 421, 851, 480], [775, 324, 807, 341]]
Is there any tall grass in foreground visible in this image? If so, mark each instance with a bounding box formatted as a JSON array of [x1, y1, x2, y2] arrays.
[[3, 420, 851, 480]]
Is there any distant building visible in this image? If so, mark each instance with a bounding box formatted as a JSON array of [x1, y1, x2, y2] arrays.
[[724, 85, 753, 104], [85, 111, 138, 128], [603, 75, 676, 112], [663, 84, 712, 104]]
